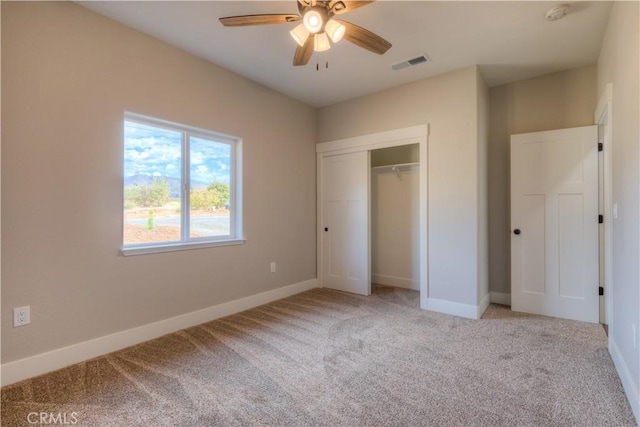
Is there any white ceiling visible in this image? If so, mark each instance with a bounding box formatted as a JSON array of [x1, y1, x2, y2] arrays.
[[78, 1, 612, 108]]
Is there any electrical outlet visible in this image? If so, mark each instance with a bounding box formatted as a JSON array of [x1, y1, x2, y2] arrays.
[[270, 262, 276, 273], [13, 306, 30, 327]]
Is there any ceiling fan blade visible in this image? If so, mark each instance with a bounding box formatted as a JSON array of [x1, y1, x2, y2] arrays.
[[219, 14, 300, 27], [337, 19, 391, 55], [293, 36, 314, 66], [329, 1, 374, 15]]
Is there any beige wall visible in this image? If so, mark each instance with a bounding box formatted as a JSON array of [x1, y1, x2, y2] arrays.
[[488, 65, 597, 296], [597, 1, 640, 415], [319, 66, 486, 308], [476, 70, 490, 304], [1, 2, 317, 363]]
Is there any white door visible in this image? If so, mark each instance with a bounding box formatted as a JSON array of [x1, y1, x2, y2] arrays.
[[322, 151, 370, 295], [511, 125, 598, 323]]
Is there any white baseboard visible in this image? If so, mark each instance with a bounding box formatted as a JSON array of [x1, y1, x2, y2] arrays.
[[423, 296, 487, 320], [490, 291, 511, 306], [372, 274, 419, 290], [609, 336, 639, 423], [0, 278, 318, 387]]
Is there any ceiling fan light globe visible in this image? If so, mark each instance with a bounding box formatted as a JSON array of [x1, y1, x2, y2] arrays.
[[303, 10, 323, 34], [290, 24, 309, 46], [314, 32, 331, 52], [325, 19, 345, 43]]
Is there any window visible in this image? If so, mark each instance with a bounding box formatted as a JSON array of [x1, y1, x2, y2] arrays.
[[122, 113, 243, 255]]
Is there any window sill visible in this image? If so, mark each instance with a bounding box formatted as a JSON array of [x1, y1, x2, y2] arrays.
[[121, 238, 246, 257]]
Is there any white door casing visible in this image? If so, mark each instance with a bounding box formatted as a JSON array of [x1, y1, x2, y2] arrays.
[[511, 125, 599, 323], [321, 151, 370, 295], [594, 82, 612, 327]]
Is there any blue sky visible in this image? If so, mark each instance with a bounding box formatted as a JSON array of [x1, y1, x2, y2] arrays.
[[124, 121, 231, 184]]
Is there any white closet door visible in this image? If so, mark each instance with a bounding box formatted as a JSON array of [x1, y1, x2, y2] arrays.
[[322, 151, 370, 295]]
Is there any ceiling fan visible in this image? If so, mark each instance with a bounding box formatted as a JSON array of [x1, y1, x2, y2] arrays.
[[219, 0, 392, 67]]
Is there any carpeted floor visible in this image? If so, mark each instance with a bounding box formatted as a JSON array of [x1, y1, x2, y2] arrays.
[[1, 285, 636, 426]]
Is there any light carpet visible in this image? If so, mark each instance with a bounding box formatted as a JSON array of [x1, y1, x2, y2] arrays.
[[1, 285, 636, 426]]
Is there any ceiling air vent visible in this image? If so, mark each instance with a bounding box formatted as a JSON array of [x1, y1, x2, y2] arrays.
[[392, 54, 431, 71]]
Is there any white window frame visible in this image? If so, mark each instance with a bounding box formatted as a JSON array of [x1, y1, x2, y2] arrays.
[[121, 112, 244, 256]]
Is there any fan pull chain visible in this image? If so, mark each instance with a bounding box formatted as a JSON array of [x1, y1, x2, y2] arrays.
[[315, 61, 329, 71]]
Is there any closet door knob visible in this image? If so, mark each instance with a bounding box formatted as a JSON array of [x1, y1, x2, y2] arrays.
[[324, 227, 329, 232], [513, 229, 521, 235]]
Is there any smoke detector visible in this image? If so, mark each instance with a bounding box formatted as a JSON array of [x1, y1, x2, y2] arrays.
[[545, 4, 569, 21]]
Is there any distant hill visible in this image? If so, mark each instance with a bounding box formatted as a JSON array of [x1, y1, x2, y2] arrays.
[[124, 174, 207, 198]]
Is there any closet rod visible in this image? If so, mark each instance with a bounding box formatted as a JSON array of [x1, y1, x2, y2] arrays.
[[371, 162, 419, 170]]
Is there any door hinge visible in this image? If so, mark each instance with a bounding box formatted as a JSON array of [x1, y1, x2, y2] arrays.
[[599, 214, 604, 224], [598, 142, 603, 152], [599, 286, 604, 296]]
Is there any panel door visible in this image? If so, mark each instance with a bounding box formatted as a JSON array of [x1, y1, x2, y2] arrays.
[[322, 151, 370, 295], [511, 126, 598, 323]]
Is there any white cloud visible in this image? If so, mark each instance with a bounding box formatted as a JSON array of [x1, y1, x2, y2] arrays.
[[124, 122, 232, 183]]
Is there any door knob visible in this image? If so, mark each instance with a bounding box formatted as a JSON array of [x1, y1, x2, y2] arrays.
[[514, 229, 521, 235], [324, 227, 329, 232]]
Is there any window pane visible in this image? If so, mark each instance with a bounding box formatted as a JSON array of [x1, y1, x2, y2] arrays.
[[123, 121, 182, 245], [189, 136, 232, 239]]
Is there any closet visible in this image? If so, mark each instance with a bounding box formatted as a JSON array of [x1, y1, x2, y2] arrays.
[[316, 124, 428, 300], [371, 145, 420, 291]]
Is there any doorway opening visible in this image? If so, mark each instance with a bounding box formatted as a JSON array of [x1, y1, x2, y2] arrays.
[[371, 144, 420, 301]]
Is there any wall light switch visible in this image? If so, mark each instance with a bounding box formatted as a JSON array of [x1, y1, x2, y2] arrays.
[[613, 203, 618, 219], [270, 262, 276, 273]]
